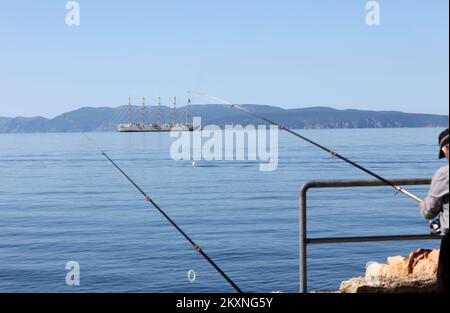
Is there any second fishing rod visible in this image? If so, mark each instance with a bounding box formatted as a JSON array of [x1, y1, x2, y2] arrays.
[[64, 116, 243, 293], [191, 91, 423, 203]]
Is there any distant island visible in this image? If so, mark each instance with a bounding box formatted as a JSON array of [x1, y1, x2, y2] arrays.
[[0, 105, 448, 133]]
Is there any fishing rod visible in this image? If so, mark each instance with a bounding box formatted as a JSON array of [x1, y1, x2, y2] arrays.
[[189, 92, 423, 203], [65, 116, 243, 293]]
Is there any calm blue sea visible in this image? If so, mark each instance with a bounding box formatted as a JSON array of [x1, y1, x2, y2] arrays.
[[0, 128, 446, 293]]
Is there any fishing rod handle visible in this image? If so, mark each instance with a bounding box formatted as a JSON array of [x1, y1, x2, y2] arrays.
[[395, 185, 423, 203]]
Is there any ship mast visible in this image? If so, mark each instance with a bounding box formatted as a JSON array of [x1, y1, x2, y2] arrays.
[[128, 96, 132, 124], [141, 97, 146, 126], [186, 98, 192, 124], [172, 96, 177, 125], [157, 97, 162, 125]]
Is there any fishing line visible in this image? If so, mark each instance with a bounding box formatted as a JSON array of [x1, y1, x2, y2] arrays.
[[189, 91, 423, 203], [63, 114, 243, 293], [107, 102, 130, 130]]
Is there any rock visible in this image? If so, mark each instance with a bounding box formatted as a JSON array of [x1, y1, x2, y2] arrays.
[[340, 277, 366, 293], [413, 259, 437, 277], [340, 276, 437, 293], [428, 249, 440, 265], [386, 256, 409, 277], [407, 249, 431, 273], [339, 248, 440, 293], [365, 263, 388, 287], [407, 249, 439, 277]]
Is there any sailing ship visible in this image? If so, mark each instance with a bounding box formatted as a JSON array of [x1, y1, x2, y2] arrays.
[[117, 96, 197, 132]]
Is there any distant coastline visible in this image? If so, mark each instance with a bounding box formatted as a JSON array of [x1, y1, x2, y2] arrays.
[[0, 105, 448, 133]]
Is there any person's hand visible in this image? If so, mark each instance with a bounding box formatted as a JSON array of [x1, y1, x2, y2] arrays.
[[419, 200, 426, 210]]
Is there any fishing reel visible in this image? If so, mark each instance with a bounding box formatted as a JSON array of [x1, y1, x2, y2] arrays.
[[430, 219, 441, 235]]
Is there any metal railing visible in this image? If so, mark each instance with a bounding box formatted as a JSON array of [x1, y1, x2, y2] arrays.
[[299, 178, 443, 293]]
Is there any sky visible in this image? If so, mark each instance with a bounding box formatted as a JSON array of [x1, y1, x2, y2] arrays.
[[0, 0, 448, 118]]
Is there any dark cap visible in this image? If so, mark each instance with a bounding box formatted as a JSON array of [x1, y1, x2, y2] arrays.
[[439, 128, 449, 159]]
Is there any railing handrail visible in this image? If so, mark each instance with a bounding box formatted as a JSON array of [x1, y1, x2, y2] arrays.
[[301, 178, 432, 190], [299, 178, 442, 293]]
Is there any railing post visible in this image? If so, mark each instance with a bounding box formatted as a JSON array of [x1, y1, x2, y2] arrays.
[[300, 184, 309, 293], [299, 178, 433, 293]]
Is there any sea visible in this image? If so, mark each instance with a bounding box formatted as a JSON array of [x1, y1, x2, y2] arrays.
[[0, 128, 446, 293]]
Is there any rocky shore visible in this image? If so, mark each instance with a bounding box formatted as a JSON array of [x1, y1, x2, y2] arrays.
[[340, 249, 440, 293]]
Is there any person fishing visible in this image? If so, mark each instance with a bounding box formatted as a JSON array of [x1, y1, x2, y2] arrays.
[[420, 128, 449, 293]]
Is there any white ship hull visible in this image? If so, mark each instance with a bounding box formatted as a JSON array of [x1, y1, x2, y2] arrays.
[[117, 123, 199, 132]]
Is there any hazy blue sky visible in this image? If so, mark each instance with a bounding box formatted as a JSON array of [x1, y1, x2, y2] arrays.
[[0, 0, 448, 118]]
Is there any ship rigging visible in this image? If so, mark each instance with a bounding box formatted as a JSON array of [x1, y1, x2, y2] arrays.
[[117, 96, 197, 132]]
